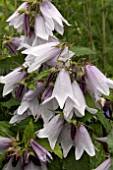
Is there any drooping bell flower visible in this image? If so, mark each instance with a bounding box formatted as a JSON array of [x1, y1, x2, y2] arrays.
[[59, 124, 95, 160], [85, 65, 113, 101], [6, 2, 28, 33], [63, 81, 97, 119], [0, 67, 26, 97], [22, 42, 74, 73], [36, 114, 64, 150], [35, 0, 70, 40], [42, 69, 79, 110], [16, 82, 44, 118]]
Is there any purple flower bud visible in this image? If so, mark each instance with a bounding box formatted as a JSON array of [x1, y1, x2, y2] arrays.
[[71, 64, 76, 73], [24, 14, 30, 36], [5, 42, 17, 55], [41, 85, 53, 101], [15, 84, 25, 99], [11, 37, 21, 48], [103, 99, 112, 119], [78, 76, 86, 94], [71, 124, 76, 140], [46, 72, 55, 86], [30, 139, 53, 162], [23, 151, 29, 166]]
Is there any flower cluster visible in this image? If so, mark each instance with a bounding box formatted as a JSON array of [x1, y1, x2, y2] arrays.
[[0, 0, 113, 170]]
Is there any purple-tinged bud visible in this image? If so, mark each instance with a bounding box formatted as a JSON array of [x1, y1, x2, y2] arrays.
[[46, 72, 55, 86], [15, 84, 25, 99], [24, 14, 30, 37], [11, 37, 21, 48], [103, 99, 112, 119], [41, 85, 53, 101], [78, 76, 86, 94], [5, 42, 17, 55], [23, 151, 29, 166], [71, 64, 76, 73], [71, 124, 76, 140], [30, 139, 53, 162]]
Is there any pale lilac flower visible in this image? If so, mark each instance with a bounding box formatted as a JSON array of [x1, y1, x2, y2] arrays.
[[30, 139, 53, 162], [6, 2, 28, 33], [59, 124, 95, 160], [17, 82, 44, 117], [10, 110, 31, 124], [64, 81, 97, 119], [0, 67, 26, 97], [74, 125, 95, 160], [36, 114, 64, 150], [0, 136, 12, 154], [95, 158, 111, 170], [96, 137, 107, 143], [42, 69, 79, 109], [85, 65, 113, 101], [22, 42, 74, 73], [37, 0, 70, 40]]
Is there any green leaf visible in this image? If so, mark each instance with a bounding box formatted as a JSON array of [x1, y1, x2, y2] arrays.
[[38, 139, 63, 159], [62, 149, 90, 170], [97, 111, 111, 133], [71, 46, 95, 57], [0, 98, 20, 109], [0, 121, 13, 137], [36, 69, 52, 81], [107, 129, 113, 169], [48, 157, 62, 170], [22, 120, 35, 145]]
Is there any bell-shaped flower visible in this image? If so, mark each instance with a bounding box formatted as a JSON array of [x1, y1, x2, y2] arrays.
[[36, 114, 64, 150], [42, 69, 79, 109], [0, 136, 12, 154], [10, 110, 31, 124], [0, 67, 26, 97], [6, 2, 28, 33], [17, 82, 44, 117], [95, 158, 111, 170], [30, 139, 53, 162], [64, 81, 97, 119], [74, 125, 95, 160], [22, 42, 74, 73], [39, 0, 70, 40], [85, 65, 113, 101]]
